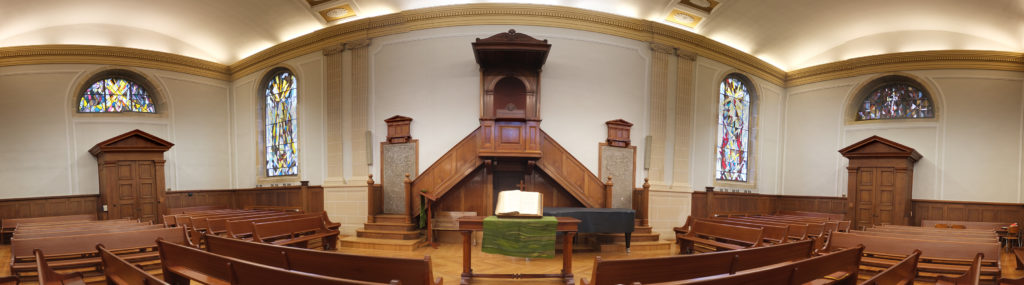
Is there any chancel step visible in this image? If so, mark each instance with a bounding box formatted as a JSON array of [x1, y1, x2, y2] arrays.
[[338, 236, 428, 251]]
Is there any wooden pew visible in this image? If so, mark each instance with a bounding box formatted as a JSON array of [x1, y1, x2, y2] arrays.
[[14, 220, 145, 235], [34, 249, 85, 285], [206, 212, 296, 234], [251, 216, 339, 250], [849, 230, 996, 243], [226, 213, 315, 238], [15, 224, 162, 239], [205, 234, 441, 285], [97, 244, 168, 285], [10, 227, 186, 277], [935, 253, 983, 285], [923, 220, 1008, 230], [676, 220, 763, 254], [166, 205, 223, 214], [156, 239, 397, 285], [581, 239, 814, 285], [643, 245, 864, 285], [2, 214, 96, 242], [860, 249, 920, 285], [701, 218, 789, 244], [826, 232, 1000, 282], [0, 276, 16, 285]]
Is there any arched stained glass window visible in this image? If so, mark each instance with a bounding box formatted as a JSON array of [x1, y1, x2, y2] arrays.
[[78, 77, 155, 113], [263, 69, 298, 177], [857, 79, 934, 120], [716, 74, 754, 182]]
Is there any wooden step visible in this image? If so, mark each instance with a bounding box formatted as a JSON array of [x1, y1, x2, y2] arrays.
[[633, 225, 654, 234], [363, 222, 417, 231], [599, 240, 673, 253], [373, 214, 410, 224], [356, 228, 422, 240], [338, 236, 428, 251], [595, 232, 661, 243]]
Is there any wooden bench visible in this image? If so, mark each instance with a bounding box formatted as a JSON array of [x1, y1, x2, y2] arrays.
[[226, 213, 314, 238], [581, 239, 814, 285], [2, 214, 96, 242], [166, 205, 223, 214], [97, 244, 168, 285], [205, 234, 440, 285], [14, 224, 163, 239], [34, 249, 85, 285], [701, 218, 790, 244], [252, 216, 339, 250], [157, 239, 397, 285], [10, 227, 186, 277], [935, 253, 983, 285], [0, 276, 16, 285], [923, 220, 1008, 230], [643, 245, 864, 285], [826, 232, 1001, 282], [849, 230, 996, 243], [860, 249, 920, 285], [676, 220, 763, 254], [777, 210, 845, 220]]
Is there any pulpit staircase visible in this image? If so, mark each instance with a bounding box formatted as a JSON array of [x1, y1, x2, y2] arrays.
[[342, 127, 669, 252]]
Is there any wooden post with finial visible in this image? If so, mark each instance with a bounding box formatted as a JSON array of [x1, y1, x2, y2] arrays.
[[633, 178, 650, 227], [604, 176, 614, 208], [404, 173, 413, 223], [367, 174, 376, 223]]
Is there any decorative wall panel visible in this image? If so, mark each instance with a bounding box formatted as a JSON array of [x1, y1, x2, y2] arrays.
[[381, 142, 417, 213], [600, 145, 635, 208]]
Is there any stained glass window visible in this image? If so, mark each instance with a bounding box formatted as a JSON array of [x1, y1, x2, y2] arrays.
[[716, 75, 752, 182], [857, 82, 933, 120], [78, 78, 155, 113], [264, 70, 298, 177]]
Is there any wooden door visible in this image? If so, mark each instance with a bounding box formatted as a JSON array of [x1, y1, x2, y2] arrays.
[[854, 167, 896, 229], [112, 161, 159, 223]]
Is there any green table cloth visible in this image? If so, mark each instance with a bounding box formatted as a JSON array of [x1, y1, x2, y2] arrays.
[[481, 216, 557, 258]]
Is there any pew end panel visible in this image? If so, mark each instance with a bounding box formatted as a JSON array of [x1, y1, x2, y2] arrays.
[[34, 249, 86, 285]]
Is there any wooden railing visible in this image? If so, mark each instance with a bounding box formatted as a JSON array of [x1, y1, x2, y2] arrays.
[[408, 128, 484, 219], [633, 178, 650, 227], [366, 176, 383, 223], [534, 130, 607, 208]]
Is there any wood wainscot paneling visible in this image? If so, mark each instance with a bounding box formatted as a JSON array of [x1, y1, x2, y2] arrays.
[[0, 194, 100, 221], [776, 195, 848, 217], [690, 189, 845, 219], [912, 199, 1024, 226], [165, 181, 325, 214]]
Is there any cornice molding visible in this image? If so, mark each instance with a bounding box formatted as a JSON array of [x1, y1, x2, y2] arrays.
[[0, 45, 229, 80], [786, 50, 1024, 87], [0, 5, 1020, 87], [227, 3, 788, 84]]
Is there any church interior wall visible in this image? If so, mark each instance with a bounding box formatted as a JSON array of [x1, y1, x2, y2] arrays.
[[0, 64, 231, 199], [783, 69, 1024, 203]]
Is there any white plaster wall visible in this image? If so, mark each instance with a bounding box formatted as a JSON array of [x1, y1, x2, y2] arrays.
[[782, 70, 1024, 203], [369, 26, 651, 188], [691, 57, 786, 194], [0, 64, 231, 199], [230, 52, 325, 188]]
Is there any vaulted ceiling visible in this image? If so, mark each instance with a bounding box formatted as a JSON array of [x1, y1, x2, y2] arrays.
[[1, 0, 1021, 70]]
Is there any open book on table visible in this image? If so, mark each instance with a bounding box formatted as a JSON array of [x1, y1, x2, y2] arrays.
[[494, 190, 544, 218]]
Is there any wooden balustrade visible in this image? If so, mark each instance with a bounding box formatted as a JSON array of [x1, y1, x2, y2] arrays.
[[367, 175, 382, 223], [535, 130, 607, 208], [633, 178, 650, 227]]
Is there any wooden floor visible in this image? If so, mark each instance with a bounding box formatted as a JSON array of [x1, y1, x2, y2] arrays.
[[1, 237, 1022, 285]]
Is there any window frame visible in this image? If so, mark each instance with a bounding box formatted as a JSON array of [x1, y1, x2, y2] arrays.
[[257, 67, 301, 182], [74, 69, 163, 116], [846, 74, 939, 124], [713, 72, 758, 189]]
